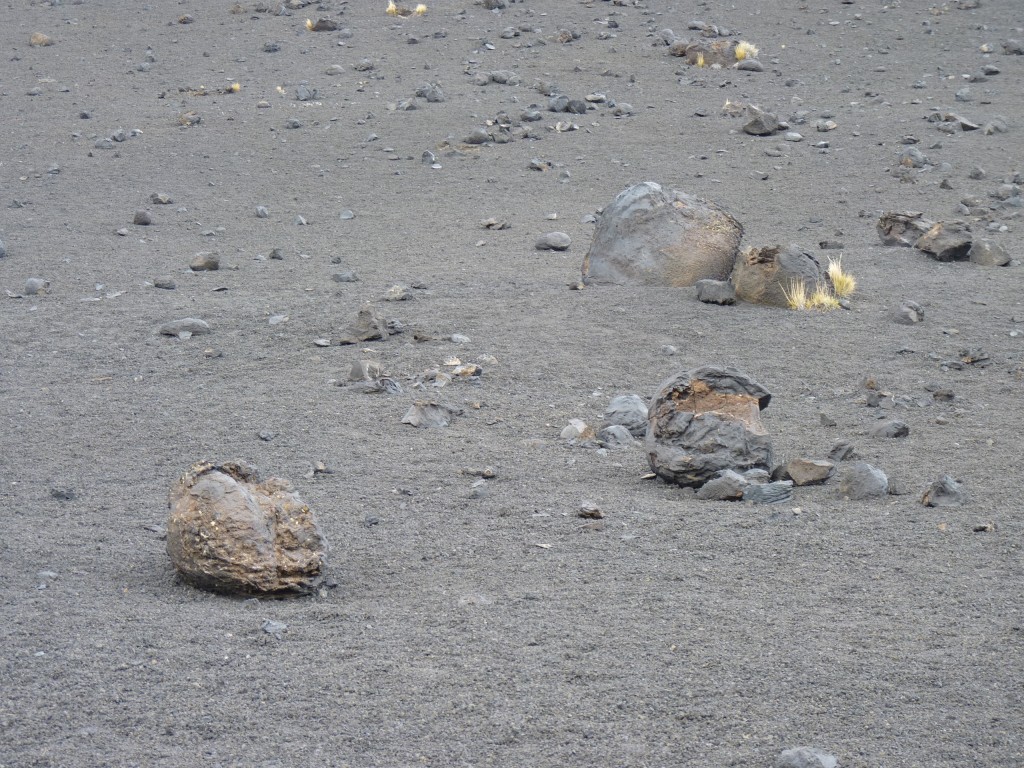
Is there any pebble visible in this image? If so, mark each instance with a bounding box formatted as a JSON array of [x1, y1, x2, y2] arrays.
[[159, 318, 211, 339], [736, 58, 763, 72], [24, 278, 50, 296], [339, 209, 355, 220], [893, 300, 925, 325], [133, 210, 152, 226], [776, 747, 838, 768], [535, 232, 571, 251], [332, 271, 359, 283], [0, 238, 6, 258], [190, 253, 220, 271], [870, 420, 909, 439], [255, 206, 269, 218], [695, 278, 736, 305], [922, 475, 967, 507], [153, 277, 177, 290], [784, 132, 804, 142]]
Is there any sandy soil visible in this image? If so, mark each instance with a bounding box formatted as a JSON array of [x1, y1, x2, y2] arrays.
[[2, 0, 1023, 766]]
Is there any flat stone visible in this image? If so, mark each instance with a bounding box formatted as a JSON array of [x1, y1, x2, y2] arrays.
[[776, 747, 838, 768], [159, 318, 211, 338], [772, 458, 835, 486], [869, 420, 910, 438], [914, 221, 973, 262], [695, 279, 737, 305], [535, 232, 572, 251]]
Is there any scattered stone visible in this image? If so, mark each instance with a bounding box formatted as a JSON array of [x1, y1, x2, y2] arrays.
[[384, 284, 412, 301], [308, 18, 339, 32], [877, 211, 934, 247], [893, 300, 925, 325], [255, 206, 269, 218], [0, 238, 5, 258], [133, 210, 152, 226], [153, 277, 177, 290], [30, 32, 54, 47], [583, 182, 743, 287], [336, 303, 393, 345], [597, 424, 635, 448], [743, 107, 781, 136], [190, 253, 220, 271], [332, 270, 359, 283], [730, 244, 827, 308], [870, 420, 910, 438], [151, 193, 174, 205], [578, 501, 605, 519], [776, 746, 838, 768], [969, 239, 1010, 266], [1002, 39, 1024, 55], [772, 458, 835, 486], [166, 461, 327, 595], [603, 394, 648, 438], [743, 480, 793, 504], [839, 461, 889, 499], [159, 318, 211, 339], [922, 475, 967, 507], [561, 418, 597, 443], [828, 440, 857, 462], [535, 232, 572, 251], [695, 278, 737, 305], [695, 469, 748, 500], [24, 278, 50, 296], [401, 401, 462, 428], [261, 619, 288, 639], [959, 347, 990, 366], [820, 413, 837, 427], [915, 221, 973, 262], [647, 366, 773, 488]]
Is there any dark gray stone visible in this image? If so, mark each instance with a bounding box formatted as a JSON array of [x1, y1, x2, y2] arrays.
[[695, 469, 748, 500], [603, 394, 649, 438], [582, 182, 743, 287], [743, 480, 793, 504], [695, 279, 736, 305], [969, 239, 1011, 266], [597, 424, 636, 448], [535, 232, 572, 251], [914, 221, 973, 262], [743, 107, 780, 136], [646, 366, 773, 488], [893, 300, 925, 325]]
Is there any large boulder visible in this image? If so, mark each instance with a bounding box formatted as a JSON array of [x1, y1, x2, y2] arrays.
[[646, 366, 774, 488], [582, 182, 743, 287], [730, 244, 827, 307], [167, 461, 328, 595]]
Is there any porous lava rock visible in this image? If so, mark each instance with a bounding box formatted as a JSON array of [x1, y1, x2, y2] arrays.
[[730, 244, 828, 307], [582, 181, 743, 287], [167, 461, 328, 595], [646, 366, 773, 488]]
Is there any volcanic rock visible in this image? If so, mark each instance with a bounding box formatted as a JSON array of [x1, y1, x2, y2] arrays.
[[922, 475, 967, 507], [772, 458, 835, 486], [603, 394, 649, 438], [730, 244, 827, 308], [877, 211, 934, 247], [695, 278, 737, 305], [646, 366, 773, 488], [582, 182, 743, 287], [166, 461, 328, 595], [839, 461, 890, 499], [915, 221, 973, 262], [968, 239, 1010, 266]]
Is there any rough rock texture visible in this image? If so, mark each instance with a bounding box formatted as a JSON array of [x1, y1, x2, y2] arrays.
[[695, 278, 737, 305], [337, 302, 393, 345], [602, 394, 649, 437], [969, 239, 1011, 266], [839, 461, 890, 500], [922, 474, 967, 507], [166, 461, 328, 595], [730, 244, 828, 307], [915, 220, 973, 261], [877, 211, 934, 246], [582, 181, 743, 287], [646, 366, 774, 488], [772, 458, 836, 486]]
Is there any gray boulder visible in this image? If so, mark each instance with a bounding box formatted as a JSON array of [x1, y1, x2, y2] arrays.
[[582, 181, 743, 287], [646, 366, 773, 488]]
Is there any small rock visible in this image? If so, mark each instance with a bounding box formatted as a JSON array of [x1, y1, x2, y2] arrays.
[[695, 469, 748, 500], [743, 107, 780, 136], [915, 221, 973, 262], [255, 206, 269, 218], [597, 424, 636, 448], [893, 300, 925, 325], [0, 238, 5, 258], [153, 277, 177, 290], [772, 459, 835, 486], [261, 619, 288, 639], [133, 210, 152, 226], [401, 401, 462, 428], [776, 747, 838, 768], [603, 394, 649, 438], [742, 480, 794, 504], [384, 284, 411, 301], [968, 239, 1010, 266], [922, 475, 966, 507], [839, 461, 889, 499], [159, 318, 211, 339], [332, 271, 359, 283], [24, 278, 50, 296], [190, 253, 220, 271], [695, 279, 736, 305], [535, 232, 571, 251], [578, 501, 605, 519], [827, 440, 857, 462], [870, 420, 910, 438], [736, 58, 763, 72], [561, 418, 596, 442]]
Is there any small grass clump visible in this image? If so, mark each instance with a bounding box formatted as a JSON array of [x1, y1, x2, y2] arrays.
[[827, 256, 857, 298], [808, 285, 841, 311], [734, 41, 759, 61], [782, 279, 809, 311]]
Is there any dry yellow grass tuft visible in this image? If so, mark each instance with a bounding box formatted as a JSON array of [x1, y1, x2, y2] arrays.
[[734, 41, 759, 61], [827, 256, 857, 298], [809, 285, 841, 311], [782, 279, 809, 311]]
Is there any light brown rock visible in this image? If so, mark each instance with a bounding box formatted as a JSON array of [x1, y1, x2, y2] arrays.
[[166, 461, 328, 595]]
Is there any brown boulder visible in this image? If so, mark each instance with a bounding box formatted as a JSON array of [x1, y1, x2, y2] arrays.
[[646, 366, 774, 488], [582, 182, 743, 287], [730, 244, 827, 307], [167, 461, 328, 595], [914, 221, 973, 262]]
